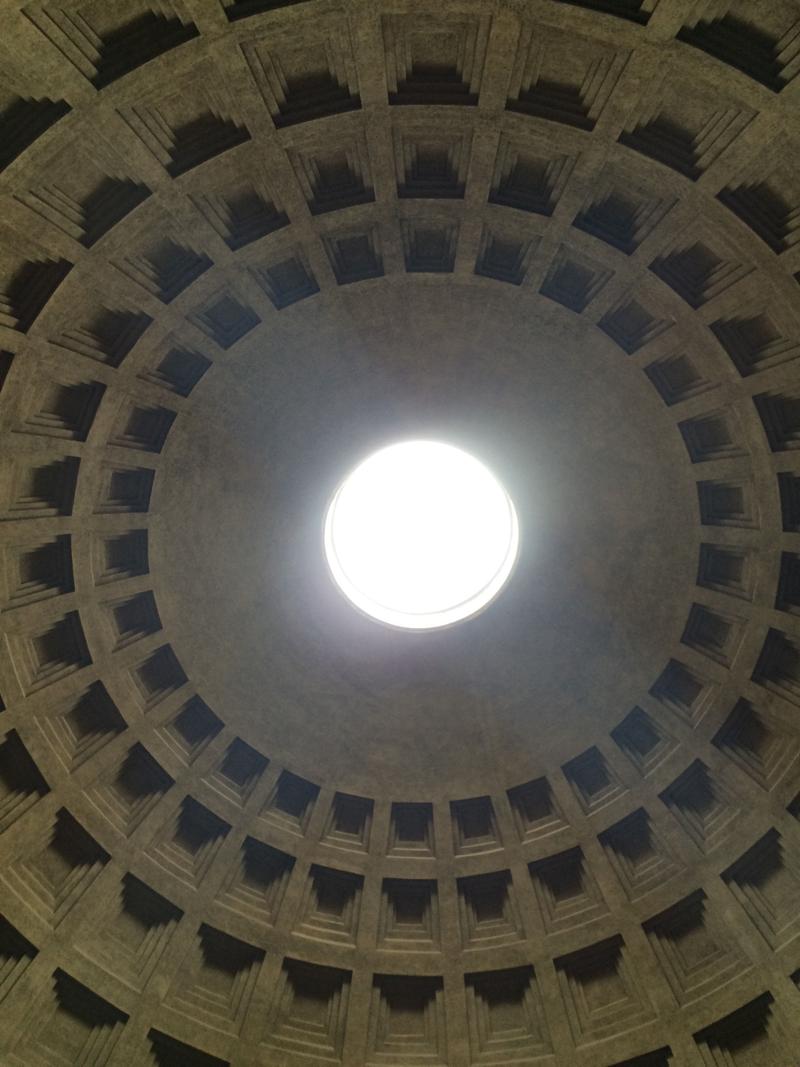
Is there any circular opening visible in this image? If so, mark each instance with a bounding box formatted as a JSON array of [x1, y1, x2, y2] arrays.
[[324, 440, 519, 630]]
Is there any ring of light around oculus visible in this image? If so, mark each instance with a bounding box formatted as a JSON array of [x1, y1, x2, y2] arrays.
[[323, 440, 520, 630]]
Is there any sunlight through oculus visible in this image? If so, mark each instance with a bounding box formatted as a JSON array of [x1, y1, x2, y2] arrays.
[[324, 440, 519, 630]]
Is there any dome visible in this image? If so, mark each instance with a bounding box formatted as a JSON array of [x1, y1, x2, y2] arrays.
[[1, 1, 800, 1064]]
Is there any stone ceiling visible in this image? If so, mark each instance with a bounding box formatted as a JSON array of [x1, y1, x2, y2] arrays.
[[1, 0, 800, 1064]]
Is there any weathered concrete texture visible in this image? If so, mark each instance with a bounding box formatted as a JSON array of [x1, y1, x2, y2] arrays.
[[0, 1, 800, 1064]]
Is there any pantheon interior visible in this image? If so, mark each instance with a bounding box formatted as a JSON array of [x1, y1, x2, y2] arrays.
[[2, 0, 800, 1064]]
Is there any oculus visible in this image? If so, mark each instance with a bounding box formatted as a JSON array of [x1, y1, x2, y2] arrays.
[[324, 440, 519, 630]]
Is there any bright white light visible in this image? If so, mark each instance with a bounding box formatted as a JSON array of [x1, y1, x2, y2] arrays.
[[324, 440, 519, 630]]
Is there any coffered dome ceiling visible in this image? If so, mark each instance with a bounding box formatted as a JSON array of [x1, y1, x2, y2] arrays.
[[2, 1, 800, 1064]]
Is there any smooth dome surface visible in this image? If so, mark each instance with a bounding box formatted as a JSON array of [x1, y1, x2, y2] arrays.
[[154, 286, 697, 797], [324, 440, 519, 629]]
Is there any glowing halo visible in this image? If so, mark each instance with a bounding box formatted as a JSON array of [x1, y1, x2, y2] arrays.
[[324, 440, 519, 630]]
